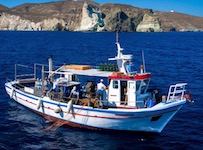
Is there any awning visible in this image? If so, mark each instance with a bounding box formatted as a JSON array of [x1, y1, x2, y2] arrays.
[[53, 68, 113, 77]]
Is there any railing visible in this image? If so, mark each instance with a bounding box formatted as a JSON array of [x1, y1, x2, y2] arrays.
[[96, 98, 145, 108], [14, 63, 57, 81], [15, 64, 35, 81], [6, 78, 13, 83], [167, 83, 187, 102]]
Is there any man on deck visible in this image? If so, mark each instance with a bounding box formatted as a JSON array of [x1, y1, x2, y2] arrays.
[[97, 79, 106, 101], [69, 86, 79, 104]]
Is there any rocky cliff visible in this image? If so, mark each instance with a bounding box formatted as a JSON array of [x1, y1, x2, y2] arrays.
[[136, 14, 162, 32], [76, 2, 104, 31], [0, 0, 203, 32]]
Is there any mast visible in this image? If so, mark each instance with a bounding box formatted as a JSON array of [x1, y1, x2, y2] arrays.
[[142, 50, 146, 73], [48, 55, 54, 81], [109, 32, 133, 75], [115, 31, 123, 59]]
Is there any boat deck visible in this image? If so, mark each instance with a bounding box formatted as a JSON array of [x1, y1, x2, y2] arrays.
[[11, 81, 136, 109]]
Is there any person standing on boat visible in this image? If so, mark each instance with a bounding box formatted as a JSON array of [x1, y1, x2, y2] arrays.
[[69, 86, 79, 104], [46, 78, 53, 97], [43, 78, 53, 96], [97, 79, 106, 103], [124, 87, 128, 105], [43, 78, 48, 95]]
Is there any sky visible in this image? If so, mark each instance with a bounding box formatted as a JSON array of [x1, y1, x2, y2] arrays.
[[1, 0, 203, 17]]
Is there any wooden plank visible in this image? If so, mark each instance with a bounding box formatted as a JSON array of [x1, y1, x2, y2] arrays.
[[63, 65, 92, 70]]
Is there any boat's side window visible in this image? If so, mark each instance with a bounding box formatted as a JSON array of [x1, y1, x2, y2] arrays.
[[113, 80, 118, 89], [141, 79, 149, 94], [136, 81, 141, 91], [72, 75, 76, 81]]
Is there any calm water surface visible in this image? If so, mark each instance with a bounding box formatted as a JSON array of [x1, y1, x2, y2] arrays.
[[0, 31, 203, 150]]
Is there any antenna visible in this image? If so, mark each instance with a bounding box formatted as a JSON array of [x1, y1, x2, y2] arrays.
[[116, 31, 119, 43], [142, 50, 146, 73]]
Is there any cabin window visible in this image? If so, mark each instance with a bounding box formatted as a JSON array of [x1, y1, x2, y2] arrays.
[[136, 81, 141, 91], [113, 80, 118, 89], [141, 79, 149, 94], [72, 74, 76, 81]]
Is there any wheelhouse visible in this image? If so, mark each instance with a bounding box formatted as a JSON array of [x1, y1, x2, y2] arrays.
[[108, 72, 151, 107]]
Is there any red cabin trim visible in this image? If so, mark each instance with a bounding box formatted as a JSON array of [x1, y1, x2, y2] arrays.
[[108, 73, 151, 80]]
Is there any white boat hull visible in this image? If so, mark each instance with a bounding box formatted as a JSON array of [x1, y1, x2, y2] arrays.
[[5, 82, 185, 133]]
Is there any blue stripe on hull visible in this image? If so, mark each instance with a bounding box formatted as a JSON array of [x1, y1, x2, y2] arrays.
[[5, 83, 183, 116]]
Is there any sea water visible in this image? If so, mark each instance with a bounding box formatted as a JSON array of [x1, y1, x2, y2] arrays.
[[0, 31, 203, 150]]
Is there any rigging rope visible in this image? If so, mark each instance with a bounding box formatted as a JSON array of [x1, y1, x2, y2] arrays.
[[45, 101, 89, 132]]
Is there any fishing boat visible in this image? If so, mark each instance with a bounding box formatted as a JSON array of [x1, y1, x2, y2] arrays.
[[5, 34, 189, 133]]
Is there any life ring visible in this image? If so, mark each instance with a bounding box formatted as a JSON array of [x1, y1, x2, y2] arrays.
[[54, 106, 62, 113]]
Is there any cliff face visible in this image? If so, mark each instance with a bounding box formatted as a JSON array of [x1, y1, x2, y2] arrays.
[[156, 11, 203, 31], [76, 2, 104, 31], [136, 14, 163, 32], [0, 4, 9, 12], [0, 1, 84, 31], [0, 12, 68, 31], [0, 0, 203, 32], [100, 3, 145, 32]]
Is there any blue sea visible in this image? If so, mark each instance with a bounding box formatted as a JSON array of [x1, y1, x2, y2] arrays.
[[0, 31, 203, 150]]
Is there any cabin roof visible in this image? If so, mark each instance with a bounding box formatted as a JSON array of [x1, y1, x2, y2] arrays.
[[58, 67, 151, 80], [61, 68, 113, 77]]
